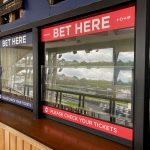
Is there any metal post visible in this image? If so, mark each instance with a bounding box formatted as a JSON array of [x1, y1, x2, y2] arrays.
[[33, 27, 45, 119], [134, 0, 150, 149]]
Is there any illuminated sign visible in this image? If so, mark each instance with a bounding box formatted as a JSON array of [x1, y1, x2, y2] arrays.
[[43, 106, 133, 140], [41, 6, 135, 42]]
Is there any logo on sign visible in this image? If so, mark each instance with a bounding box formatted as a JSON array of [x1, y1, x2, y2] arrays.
[[45, 107, 49, 113]]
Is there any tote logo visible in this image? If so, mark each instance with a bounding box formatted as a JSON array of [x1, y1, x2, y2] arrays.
[[41, 6, 135, 42], [45, 107, 49, 113]]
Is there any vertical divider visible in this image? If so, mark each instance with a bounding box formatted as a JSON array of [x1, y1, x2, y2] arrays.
[[134, 0, 150, 149], [33, 27, 45, 119]]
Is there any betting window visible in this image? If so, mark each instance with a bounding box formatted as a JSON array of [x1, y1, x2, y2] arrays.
[[0, 33, 33, 109], [43, 27, 134, 127]]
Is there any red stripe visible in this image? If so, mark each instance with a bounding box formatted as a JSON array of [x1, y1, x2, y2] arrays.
[[41, 6, 135, 42], [43, 105, 133, 140]]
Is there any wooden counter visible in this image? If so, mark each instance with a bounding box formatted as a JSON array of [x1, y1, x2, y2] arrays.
[[0, 102, 132, 150]]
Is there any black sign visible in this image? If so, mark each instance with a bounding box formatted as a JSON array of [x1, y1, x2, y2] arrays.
[[0, 94, 33, 109], [0, 32, 32, 48]]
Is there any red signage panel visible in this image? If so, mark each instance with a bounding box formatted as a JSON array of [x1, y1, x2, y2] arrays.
[[41, 6, 135, 42], [43, 105, 133, 140]]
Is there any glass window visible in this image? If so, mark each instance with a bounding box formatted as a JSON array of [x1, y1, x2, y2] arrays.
[[43, 27, 134, 127], [0, 43, 33, 102]]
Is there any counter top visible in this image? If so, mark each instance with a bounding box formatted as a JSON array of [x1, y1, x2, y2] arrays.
[[0, 102, 131, 150]]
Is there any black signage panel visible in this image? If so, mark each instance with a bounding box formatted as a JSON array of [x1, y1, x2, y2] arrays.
[[0, 94, 33, 109], [0, 32, 32, 48]]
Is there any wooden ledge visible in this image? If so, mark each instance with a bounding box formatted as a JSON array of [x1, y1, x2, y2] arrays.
[[0, 102, 131, 150]]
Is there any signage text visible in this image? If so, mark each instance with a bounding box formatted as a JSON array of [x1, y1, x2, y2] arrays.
[[43, 105, 133, 140], [41, 6, 135, 42], [2, 35, 27, 47]]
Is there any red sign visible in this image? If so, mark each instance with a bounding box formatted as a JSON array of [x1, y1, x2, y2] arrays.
[[41, 6, 135, 42], [43, 105, 133, 140]]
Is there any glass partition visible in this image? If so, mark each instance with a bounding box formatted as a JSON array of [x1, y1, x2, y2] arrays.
[[0, 44, 33, 103], [43, 27, 134, 127]]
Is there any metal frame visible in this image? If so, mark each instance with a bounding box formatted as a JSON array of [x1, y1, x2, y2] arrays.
[[30, 0, 135, 120], [33, 27, 45, 118], [1, 0, 150, 149], [134, 0, 150, 149]]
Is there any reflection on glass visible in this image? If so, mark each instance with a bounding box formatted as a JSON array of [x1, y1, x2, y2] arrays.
[[84, 97, 110, 121], [117, 52, 134, 66], [0, 45, 33, 101], [117, 70, 132, 84], [43, 28, 134, 127], [115, 102, 132, 126], [61, 93, 79, 113], [57, 48, 113, 63]]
